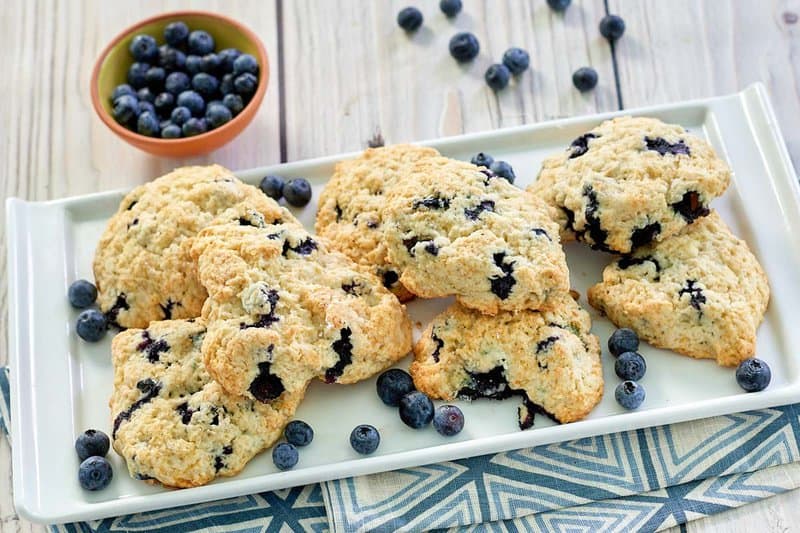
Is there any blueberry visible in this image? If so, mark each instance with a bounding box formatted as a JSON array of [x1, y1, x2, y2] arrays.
[[220, 73, 236, 95], [440, 0, 462, 17], [170, 106, 192, 126], [234, 73, 258, 96], [283, 178, 313, 207], [470, 152, 494, 167], [615, 380, 645, 410], [161, 123, 182, 139], [489, 160, 515, 183], [111, 84, 136, 101], [502, 47, 530, 75], [608, 328, 639, 356], [218, 48, 242, 72], [572, 67, 598, 92], [144, 66, 166, 91], [233, 54, 259, 76], [272, 442, 299, 470], [164, 21, 189, 47], [433, 405, 464, 436], [201, 53, 222, 75], [75, 429, 110, 461], [350, 424, 380, 455], [76, 309, 107, 342], [223, 93, 245, 115], [259, 175, 285, 201], [135, 111, 159, 136], [736, 358, 771, 392], [188, 30, 215, 55], [192, 73, 219, 99], [129, 34, 158, 62], [164, 71, 190, 95], [397, 7, 423, 31], [68, 280, 97, 309], [284, 420, 314, 447], [182, 117, 208, 137], [112, 95, 139, 125], [177, 90, 205, 116], [154, 92, 175, 116], [138, 100, 155, 117], [186, 54, 204, 75], [376, 369, 415, 407], [127, 62, 150, 89], [485, 64, 511, 91], [158, 45, 186, 72], [137, 87, 155, 104], [205, 102, 232, 128], [399, 391, 434, 429], [449, 32, 480, 62], [78, 456, 113, 491], [547, 0, 571, 11], [599, 14, 626, 40], [615, 351, 646, 381]]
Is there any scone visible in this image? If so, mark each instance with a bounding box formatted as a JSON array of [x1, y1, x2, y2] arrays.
[[528, 116, 731, 254], [316, 144, 440, 301], [383, 156, 569, 314], [410, 294, 603, 427], [110, 319, 305, 488], [94, 165, 296, 328], [588, 211, 769, 366], [191, 222, 413, 402]]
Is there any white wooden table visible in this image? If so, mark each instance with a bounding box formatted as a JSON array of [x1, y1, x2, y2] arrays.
[[1, 1, 799, 531]]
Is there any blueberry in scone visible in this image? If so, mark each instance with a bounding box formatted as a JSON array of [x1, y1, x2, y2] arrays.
[[110, 319, 306, 487], [93, 165, 298, 329], [588, 211, 769, 367], [191, 222, 412, 402], [315, 144, 441, 302], [383, 156, 569, 314], [410, 293, 603, 428], [528, 116, 731, 254]]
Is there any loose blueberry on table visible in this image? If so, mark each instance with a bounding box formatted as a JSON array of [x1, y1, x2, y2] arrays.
[[615, 380, 645, 410], [397, 7, 424, 32], [272, 442, 299, 470], [350, 424, 381, 455], [449, 32, 480, 62], [440, 0, 462, 17], [608, 328, 639, 356], [76, 309, 108, 342], [489, 160, 515, 183], [502, 47, 530, 75], [75, 429, 110, 461], [547, 0, 571, 11], [78, 456, 113, 491], [110, 21, 258, 138], [68, 279, 97, 309], [433, 405, 464, 436], [485, 63, 511, 91], [736, 358, 771, 392], [399, 390, 435, 429], [599, 14, 626, 40], [376, 368, 416, 407], [572, 67, 598, 92], [615, 351, 646, 381], [285, 420, 314, 447], [283, 178, 313, 207]]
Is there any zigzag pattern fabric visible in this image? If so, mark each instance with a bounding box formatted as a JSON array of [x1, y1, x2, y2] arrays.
[[1, 367, 798, 532]]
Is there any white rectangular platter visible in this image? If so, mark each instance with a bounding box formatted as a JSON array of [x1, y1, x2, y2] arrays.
[[8, 83, 800, 524]]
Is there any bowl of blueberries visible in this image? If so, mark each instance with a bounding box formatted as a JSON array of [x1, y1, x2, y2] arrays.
[[91, 11, 268, 157]]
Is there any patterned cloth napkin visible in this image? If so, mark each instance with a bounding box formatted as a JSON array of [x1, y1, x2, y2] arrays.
[[2, 366, 799, 532]]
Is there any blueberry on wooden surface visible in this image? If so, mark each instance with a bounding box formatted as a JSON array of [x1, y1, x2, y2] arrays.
[[547, 0, 571, 11], [397, 7, 424, 31], [485, 64, 511, 91], [600, 14, 626, 40], [449, 32, 480, 62], [572, 67, 598, 92], [439, 0, 462, 17], [502, 47, 530, 75]]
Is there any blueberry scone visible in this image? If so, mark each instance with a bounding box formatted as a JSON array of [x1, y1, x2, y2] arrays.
[[191, 222, 412, 402], [411, 293, 603, 427], [94, 165, 297, 329], [383, 157, 569, 314], [110, 319, 305, 488], [316, 144, 441, 301], [588, 211, 769, 366], [528, 117, 731, 254]]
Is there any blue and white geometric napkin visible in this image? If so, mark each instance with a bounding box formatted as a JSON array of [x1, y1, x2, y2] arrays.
[[2, 366, 799, 532]]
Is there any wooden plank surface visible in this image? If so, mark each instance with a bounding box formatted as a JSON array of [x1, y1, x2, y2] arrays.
[[2, 0, 800, 531]]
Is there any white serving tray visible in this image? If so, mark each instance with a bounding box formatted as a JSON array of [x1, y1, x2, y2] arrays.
[[8, 83, 800, 524]]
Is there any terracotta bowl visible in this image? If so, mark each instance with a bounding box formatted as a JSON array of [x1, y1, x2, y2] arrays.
[[91, 11, 268, 157]]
